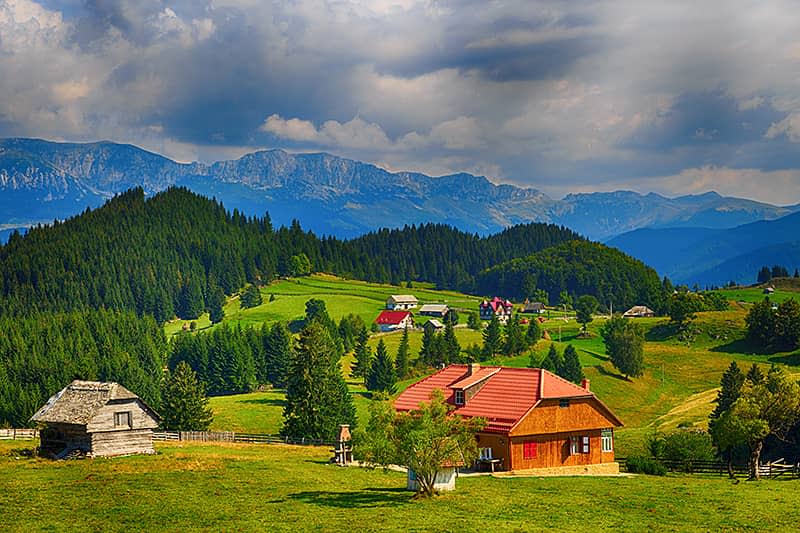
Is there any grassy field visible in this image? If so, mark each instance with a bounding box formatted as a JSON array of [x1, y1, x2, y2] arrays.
[[2, 439, 798, 532]]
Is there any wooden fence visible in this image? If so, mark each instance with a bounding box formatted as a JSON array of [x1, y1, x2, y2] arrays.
[[152, 430, 331, 447], [618, 457, 799, 478], [0, 428, 38, 440]]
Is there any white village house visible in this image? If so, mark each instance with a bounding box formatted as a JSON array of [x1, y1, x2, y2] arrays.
[[31, 380, 160, 458], [374, 310, 415, 332], [386, 295, 419, 310]]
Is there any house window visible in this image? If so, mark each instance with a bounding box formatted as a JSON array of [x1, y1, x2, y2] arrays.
[[454, 390, 465, 405], [523, 441, 537, 459], [582, 436, 590, 454], [570, 435, 589, 455], [114, 411, 131, 428], [559, 399, 570, 408], [569, 436, 579, 455], [602, 429, 613, 452], [479, 447, 493, 460]]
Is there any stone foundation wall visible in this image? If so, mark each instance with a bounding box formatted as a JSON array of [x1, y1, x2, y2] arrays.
[[504, 461, 620, 477]]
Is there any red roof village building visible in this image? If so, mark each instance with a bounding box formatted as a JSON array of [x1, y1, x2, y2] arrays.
[[374, 310, 414, 332], [395, 364, 623, 474], [479, 297, 514, 323]]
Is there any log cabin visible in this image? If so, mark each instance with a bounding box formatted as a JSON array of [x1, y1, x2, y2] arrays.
[[31, 380, 160, 458], [395, 364, 623, 474]]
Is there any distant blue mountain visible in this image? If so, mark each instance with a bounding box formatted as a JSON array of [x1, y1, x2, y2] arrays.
[[607, 212, 800, 285], [1, 138, 797, 241]]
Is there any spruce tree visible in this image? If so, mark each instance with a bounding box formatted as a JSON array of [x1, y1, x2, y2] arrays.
[[367, 339, 397, 393], [561, 344, 584, 384], [207, 286, 226, 324], [240, 285, 263, 309], [442, 319, 461, 364], [467, 312, 481, 330], [395, 327, 410, 378], [265, 322, 292, 388], [503, 315, 526, 355], [710, 361, 745, 422], [282, 321, 355, 440], [161, 361, 213, 431], [178, 278, 205, 319], [481, 315, 502, 359], [544, 343, 562, 374], [420, 324, 437, 366], [746, 363, 764, 385], [351, 327, 373, 379], [526, 319, 542, 347]]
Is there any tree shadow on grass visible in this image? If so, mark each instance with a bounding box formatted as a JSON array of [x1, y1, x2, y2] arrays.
[[582, 350, 609, 362], [767, 352, 800, 367], [239, 398, 285, 406], [710, 338, 770, 355], [594, 364, 628, 382], [287, 487, 411, 508], [646, 323, 679, 342]]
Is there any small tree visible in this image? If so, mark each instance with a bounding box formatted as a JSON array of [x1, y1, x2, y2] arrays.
[[240, 285, 263, 309], [503, 315, 526, 356], [543, 343, 561, 374], [574, 295, 598, 334], [356, 390, 485, 497], [669, 291, 704, 329], [709, 361, 746, 477], [395, 327, 410, 378], [367, 340, 397, 394], [602, 316, 644, 380], [560, 344, 584, 384], [481, 314, 502, 359], [466, 312, 481, 330], [525, 319, 542, 347], [161, 362, 213, 431], [265, 321, 292, 388], [351, 327, 373, 379]]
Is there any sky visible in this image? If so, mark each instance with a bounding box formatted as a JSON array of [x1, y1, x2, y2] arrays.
[[1, 0, 800, 204]]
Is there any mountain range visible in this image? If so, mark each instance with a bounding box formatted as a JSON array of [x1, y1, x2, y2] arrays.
[[2, 137, 800, 284]]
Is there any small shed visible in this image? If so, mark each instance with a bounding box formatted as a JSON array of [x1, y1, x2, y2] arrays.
[[406, 467, 457, 492], [423, 319, 445, 332], [31, 380, 160, 458], [763, 286, 775, 295], [419, 304, 449, 317]]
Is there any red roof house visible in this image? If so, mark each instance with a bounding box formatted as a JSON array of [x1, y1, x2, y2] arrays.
[[395, 364, 623, 473], [480, 297, 514, 323], [374, 310, 414, 332]]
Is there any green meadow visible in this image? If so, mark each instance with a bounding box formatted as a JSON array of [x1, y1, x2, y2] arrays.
[[2, 440, 798, 532]]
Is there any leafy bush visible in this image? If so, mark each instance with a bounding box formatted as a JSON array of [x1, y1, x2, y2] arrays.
[[625, 455, 666, 476], [648, 430, 715, 472]]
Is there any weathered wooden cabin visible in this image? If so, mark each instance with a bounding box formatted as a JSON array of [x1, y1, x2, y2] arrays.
[[31, 380, 160, 458], [395, 364, 623, 474]]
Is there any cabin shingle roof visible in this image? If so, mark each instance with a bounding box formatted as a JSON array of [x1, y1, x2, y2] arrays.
[[31, 380, 143, 426]]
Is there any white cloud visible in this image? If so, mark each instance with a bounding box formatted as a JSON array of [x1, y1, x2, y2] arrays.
[[765, 113, 800, 142]]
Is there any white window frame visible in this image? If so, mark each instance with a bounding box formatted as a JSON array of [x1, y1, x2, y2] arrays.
[[601, 429, 613, 452], [454, 390, 465, 405], [569, 436, 579, 455], [114, 411, 131, 428], [479, 447, 493, 460], [582, 436, 590, 454]]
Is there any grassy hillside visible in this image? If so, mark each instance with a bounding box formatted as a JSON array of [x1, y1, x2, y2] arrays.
[[2, 440, 799, 532], [166, 273, 484, 337]]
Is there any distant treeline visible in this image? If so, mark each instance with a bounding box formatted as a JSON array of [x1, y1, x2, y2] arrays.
[[0, 187, 667, 321], [0, 309, 166, 427]]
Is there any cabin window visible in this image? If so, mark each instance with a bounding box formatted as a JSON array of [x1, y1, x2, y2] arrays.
[[570, 435, 589, 455], [479, 447, 493, 460], [114, 411, 131, 428], [559, 399, 570, 408], [582, 436, 590, 454], [454, 390, 465, 405], [523, 441, 537, 459], [602, 429, 613, 452]]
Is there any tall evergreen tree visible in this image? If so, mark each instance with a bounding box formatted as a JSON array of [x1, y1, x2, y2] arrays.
[[746, 363, 764, 385], [265, 322, 292, 388], [526, 319, 542, 347], [282, 321, 355, 440], [351, 327, 373, 379], [503, 315, 526, 356], [441, 319, 461, 364], [395, 327, 410, 378], [481, 315, 503, 359], [367, 340, 397, 394], [178, 277, 205, 319], [560, 345, 584, 384], [207, 286, 226, 324], [544, 343, 562, 374], [420, 324, 438, 366], [160, 361, 214, 431], [708, 361, 746, 476]]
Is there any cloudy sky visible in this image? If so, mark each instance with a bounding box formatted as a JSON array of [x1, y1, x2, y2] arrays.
[[2, 0, 800, 203]]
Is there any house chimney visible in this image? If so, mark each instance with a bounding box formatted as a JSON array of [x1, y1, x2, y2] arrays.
[[469, 363, 480, 375], [581, 379, 590, 392]]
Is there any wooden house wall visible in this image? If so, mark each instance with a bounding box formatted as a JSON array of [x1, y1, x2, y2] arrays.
[[86, 399, 159, 433], [508, 430, 612, 470], [91, 429, 155, 457], [509, 398, 618, 437], [40, 424, 91, 453], [475, 432, 510, 469]]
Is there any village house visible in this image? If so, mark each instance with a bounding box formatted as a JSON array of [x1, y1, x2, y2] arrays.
[[395, 364, 623, 474], [386, 295, 419, 311], [31, 380, 160, 459], [521, 301, 545, 314], [374, 310, 414, 332], [423, 318, 445, 332], [418, 303, 449, 318], [480, 297, 514, 323], [622, 305, 655, 318]]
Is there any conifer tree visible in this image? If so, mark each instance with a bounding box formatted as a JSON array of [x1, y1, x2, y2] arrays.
[[367, 340, 397, 393], [161, 361, 213, 431], [207, 286, 226, 324], [395, 327, 410, 378], [178, 278, 205, 319], [351, 327, 373, 379], [420, 324, 437, 366], [240, 285, 263, 309], [560, 344, 584, 384], [503, 315, 526, 356], [265, 322, 292, 388], [746, 363, 764, 385], [544, 343, 562, 374], [481, 315, 502, 359], [467, 312, 481, 330], [442, 319, 461, 364], [282, 321, 356, 440], [526, 319, 542, 347]]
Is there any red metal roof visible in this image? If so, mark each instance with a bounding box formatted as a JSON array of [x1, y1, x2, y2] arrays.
[[394, 364, 597, 433], [480, 297, 513, 312], [374, 310, 411, 325]]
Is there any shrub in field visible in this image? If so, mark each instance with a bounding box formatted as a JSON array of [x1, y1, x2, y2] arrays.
[[626, 455, 667, 476]]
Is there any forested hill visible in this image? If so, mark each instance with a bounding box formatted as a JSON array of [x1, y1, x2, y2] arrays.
[[0, 187, 583, 319], [476, 240, 668, 313]]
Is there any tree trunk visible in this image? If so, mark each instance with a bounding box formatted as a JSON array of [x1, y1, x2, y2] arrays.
[[748, 441, 763, 480]]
